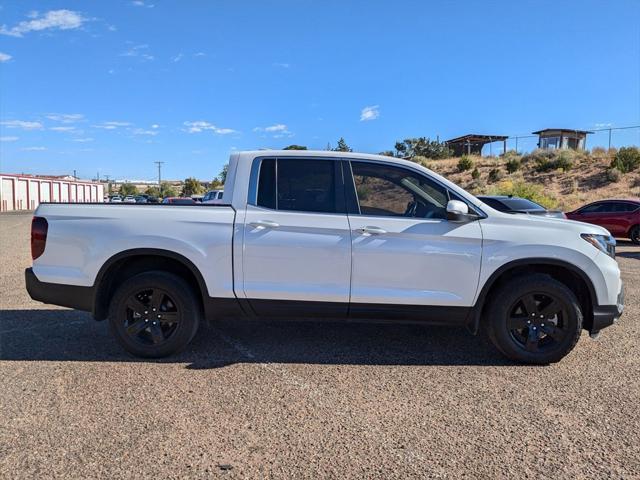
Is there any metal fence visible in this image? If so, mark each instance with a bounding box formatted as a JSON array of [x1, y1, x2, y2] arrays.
[[482, 125, 640, 155]]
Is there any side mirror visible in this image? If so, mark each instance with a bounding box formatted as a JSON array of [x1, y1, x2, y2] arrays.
[[446, 200, 474, 222]]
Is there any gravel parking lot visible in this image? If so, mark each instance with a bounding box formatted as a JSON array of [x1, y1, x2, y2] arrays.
[[1, 211, 638, 479]]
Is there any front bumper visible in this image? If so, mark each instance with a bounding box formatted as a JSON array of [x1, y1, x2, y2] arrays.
[[591, 282, 624, 335], [25, 267, 95, 312]]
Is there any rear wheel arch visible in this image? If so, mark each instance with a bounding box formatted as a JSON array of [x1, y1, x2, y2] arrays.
[[93, 249, 208, 320], [470, 259, 596, 334]]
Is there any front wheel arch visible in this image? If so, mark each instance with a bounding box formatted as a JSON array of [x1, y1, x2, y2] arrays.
[[470, 259, 596, 335]]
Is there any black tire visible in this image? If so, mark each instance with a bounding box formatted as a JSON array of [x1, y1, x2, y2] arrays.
[[108, 271, 201, 358], [630, 225, 640, 245], [486, 274, 582, 364]]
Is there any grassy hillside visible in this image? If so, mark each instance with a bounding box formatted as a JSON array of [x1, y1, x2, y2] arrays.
[[420, 148, 639, 211]]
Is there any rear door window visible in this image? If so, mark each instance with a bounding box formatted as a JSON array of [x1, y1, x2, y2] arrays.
[[256, 158, 341, 214]]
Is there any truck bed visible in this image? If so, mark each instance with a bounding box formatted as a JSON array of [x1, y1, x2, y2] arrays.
[[31, 203, 237, 299]]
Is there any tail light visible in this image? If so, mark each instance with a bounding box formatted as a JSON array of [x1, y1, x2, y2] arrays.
[[31, 216, 48, 260]]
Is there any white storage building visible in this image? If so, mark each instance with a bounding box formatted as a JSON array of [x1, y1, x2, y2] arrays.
[[0, 173, 105, 212]]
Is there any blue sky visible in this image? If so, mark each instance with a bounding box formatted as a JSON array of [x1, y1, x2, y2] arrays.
[[1, 0, 639, 181]]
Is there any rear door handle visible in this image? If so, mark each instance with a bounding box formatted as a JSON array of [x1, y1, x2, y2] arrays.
[[250, 220, 280, 229], [358, 226, 387, 235]]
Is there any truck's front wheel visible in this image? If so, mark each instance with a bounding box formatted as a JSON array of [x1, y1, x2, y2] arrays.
[[108, 271, 201, 358], [486, 274, 582, 364]]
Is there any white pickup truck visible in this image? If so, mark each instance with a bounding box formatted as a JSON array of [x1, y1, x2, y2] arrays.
[[26, 150, 624, 363]]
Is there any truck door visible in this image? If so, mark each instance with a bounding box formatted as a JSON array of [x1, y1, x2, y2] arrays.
[[344, 160, 483, 322], [241, 157, 351, 316]]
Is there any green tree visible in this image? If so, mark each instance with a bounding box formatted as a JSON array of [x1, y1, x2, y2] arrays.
[[118, 183, 138, 196], [378, 150, 395, 157], [394, 137, 451, 159], [283, 144, 308, 150], [219, 164, 229, 184], [209, 178, 223, 190], [182, 177, 204, 197], [160, 181, 177, 198], [332, 137, 352, 152], [145, 186, 160, 197]]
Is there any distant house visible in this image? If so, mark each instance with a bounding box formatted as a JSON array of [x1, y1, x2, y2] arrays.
[[533, 129, 592, 151], [444, 134, 508, 157]]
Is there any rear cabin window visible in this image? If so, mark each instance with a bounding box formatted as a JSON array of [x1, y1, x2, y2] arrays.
[[256, 158, 338, 214]]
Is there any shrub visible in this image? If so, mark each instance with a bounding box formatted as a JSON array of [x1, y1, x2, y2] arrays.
[[527, 149, 574, 172], [457, 155, 474, 172], [606, 169, 622, 183], [611, 146, 640, 173], [488, 180, 558, 209], [554, 151, 574, 171], [471, 167, 480, 180], [506, 157, 521, 173], [488, 168, 504, 183]]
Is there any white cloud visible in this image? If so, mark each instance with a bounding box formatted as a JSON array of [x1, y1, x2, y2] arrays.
[[194, 52, 206, 57], [0, 52, 12, 62], [131, 128, 158, 136], [595, 123, 612, 128], [1, 120, 43, 130], [120, 44, 154, 61], [50, 126, 76, 132], [253, 124, 293, 137], [93, 121, 132, 129], [21, 146, 47, 151], [171, 53, 184, 62], [0, 136, 19, 142], [151, 124, 160, 129], [131, 1, 155, 7], [183, 121, 237, 135], [0, 10, 87, 37], [72, 137, 93, 142], [272, 62, 290, 68], [360, 105, 380, 121], [107, 25, 117, 32], [46, 113, 84, 123]]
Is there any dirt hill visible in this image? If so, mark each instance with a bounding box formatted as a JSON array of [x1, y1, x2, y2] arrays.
[[423, 148, 639, 212]]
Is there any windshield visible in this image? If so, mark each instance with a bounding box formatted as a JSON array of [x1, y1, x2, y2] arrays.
[[499, 198, 545, 211]]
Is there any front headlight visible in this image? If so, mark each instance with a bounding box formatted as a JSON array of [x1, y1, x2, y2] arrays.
[[581, 233, 616, 258]]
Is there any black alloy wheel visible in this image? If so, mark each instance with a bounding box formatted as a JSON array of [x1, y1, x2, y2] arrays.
[[486, 274, 582, 364], [108, 271, 201, 358], [123, 287, 180, 346], [506, 292, 567, 353]]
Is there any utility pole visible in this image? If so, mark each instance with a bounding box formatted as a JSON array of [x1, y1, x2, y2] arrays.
[[608, 128, 612, 150], [73, 169, 77, 181], [154, 161, 165, 197]]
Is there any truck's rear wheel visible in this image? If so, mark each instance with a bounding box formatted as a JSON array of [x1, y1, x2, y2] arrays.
[[486, 274, 582, 364], [108, 271, 201, 358]]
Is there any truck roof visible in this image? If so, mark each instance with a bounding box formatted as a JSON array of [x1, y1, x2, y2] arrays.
[[238, 149, 399, 161]]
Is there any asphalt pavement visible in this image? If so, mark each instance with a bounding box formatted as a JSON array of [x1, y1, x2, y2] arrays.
[[1, 212, 638, 478]]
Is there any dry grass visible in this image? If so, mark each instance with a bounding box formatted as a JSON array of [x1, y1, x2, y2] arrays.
[[426, 150, 640, 211]]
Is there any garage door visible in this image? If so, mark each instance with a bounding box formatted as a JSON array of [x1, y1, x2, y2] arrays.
[[1, 178, 14, 211], [29, 181, 39, 209], [40, 182, 51, 202], [60, 183, 69, 202], [15, 179, 28, 210]]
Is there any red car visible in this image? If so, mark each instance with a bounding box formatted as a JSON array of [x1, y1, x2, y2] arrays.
[[566, 198, 640, 244]]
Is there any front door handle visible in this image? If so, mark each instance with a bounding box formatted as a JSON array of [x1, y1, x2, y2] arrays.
[[250, 220, 280, 229], [358, 226, 387, 235]]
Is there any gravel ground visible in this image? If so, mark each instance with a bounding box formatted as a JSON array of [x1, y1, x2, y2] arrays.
[[1, 212, 638, 479]]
